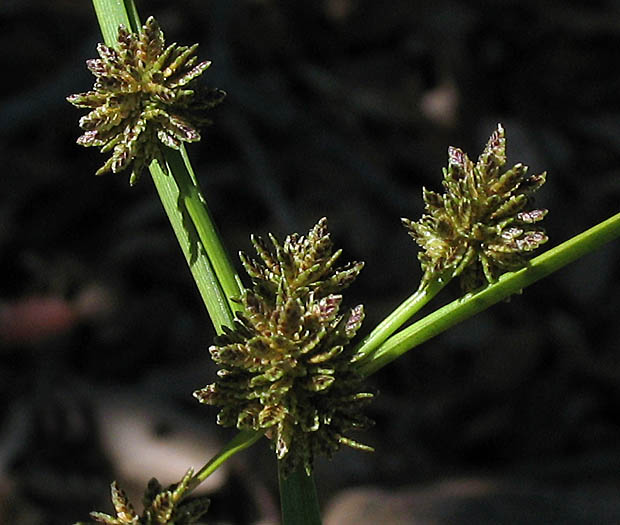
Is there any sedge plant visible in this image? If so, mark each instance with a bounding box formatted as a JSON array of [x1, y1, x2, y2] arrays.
[[67, 2, 620, 524]]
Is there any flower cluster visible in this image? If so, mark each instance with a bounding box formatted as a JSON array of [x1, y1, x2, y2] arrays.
[[194, 218, 374, 476], [67, 16, 225, 185], [403, 124, 548, 292], [77, 469, 209, 525]]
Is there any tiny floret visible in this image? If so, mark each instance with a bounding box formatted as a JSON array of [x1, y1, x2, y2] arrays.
[[403, 124, 548, 292], [194, 218, 374, 476], [67, 16, 225, 185], [76, 469, 209, 524]]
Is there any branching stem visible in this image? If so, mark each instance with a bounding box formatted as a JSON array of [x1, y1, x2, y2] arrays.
[[88, 3, 319, 524], [85, 5, 620, 524], [358, 211, 620, 376], [353, 276, 448, 362]]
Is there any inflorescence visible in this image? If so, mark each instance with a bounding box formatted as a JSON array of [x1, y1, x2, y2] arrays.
[[77, 469, 209, 525], [403, 124, 548, 293], [68, 16, 225, 185], [194, 218, 374, 476]]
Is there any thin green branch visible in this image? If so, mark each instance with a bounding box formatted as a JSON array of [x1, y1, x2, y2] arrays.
[[358, 211, 620, 377], [188, 430, 263, 491], [185, 428, 324, 525], [353, 276, 448, 362]]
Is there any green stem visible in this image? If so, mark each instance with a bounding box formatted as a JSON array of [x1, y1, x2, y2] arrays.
[[279, 464, 322, 525], [188, 430, 263, 491], [150, 159, 234, 332], [123, 0, 141, 29], [353, 276, 448, 362], [165, 148, 243, 313], [358, 211, 620, 377], [92, 0, 137, 43], [90, 0, 240, 332]]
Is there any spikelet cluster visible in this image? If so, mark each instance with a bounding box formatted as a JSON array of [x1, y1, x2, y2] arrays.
[[67, 16, 225, 185], [194, 218, 374, 476], [403, 124, 548, 292], [77, 469, 209, 525]]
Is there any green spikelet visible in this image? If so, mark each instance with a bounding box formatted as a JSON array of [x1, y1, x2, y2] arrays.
[[194, 218, 374, 476], [403, 124, 548, 292], [76, 469, 209, 525], [67, 16, 225, 185]]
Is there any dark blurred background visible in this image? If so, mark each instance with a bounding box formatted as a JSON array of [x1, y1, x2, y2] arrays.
[[1, 1, 620, 523]]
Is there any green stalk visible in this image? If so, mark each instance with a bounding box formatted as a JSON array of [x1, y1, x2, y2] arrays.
[[188, 430, 263, 491], [358, 211, 620, 377], [150, 159, 233, 332], [90, 0, 240, 332], [165, 148, 244, 314], [353, 276, 448, 362], [279, 463, 322, 525], [92, 0, 138, 42], [123, 0, 141, 28]]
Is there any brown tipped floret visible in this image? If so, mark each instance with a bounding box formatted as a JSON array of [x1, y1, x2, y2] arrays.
[[68, 16, 224, 185], [403, 124, 548, 292], [194, 218, 373, 476]]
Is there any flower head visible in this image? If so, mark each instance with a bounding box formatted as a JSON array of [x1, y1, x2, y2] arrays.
[[67, 16, 225, 185], [194, 218, 374, 476], [77, 469, 209, 525], [403, 124, 548, 292]]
